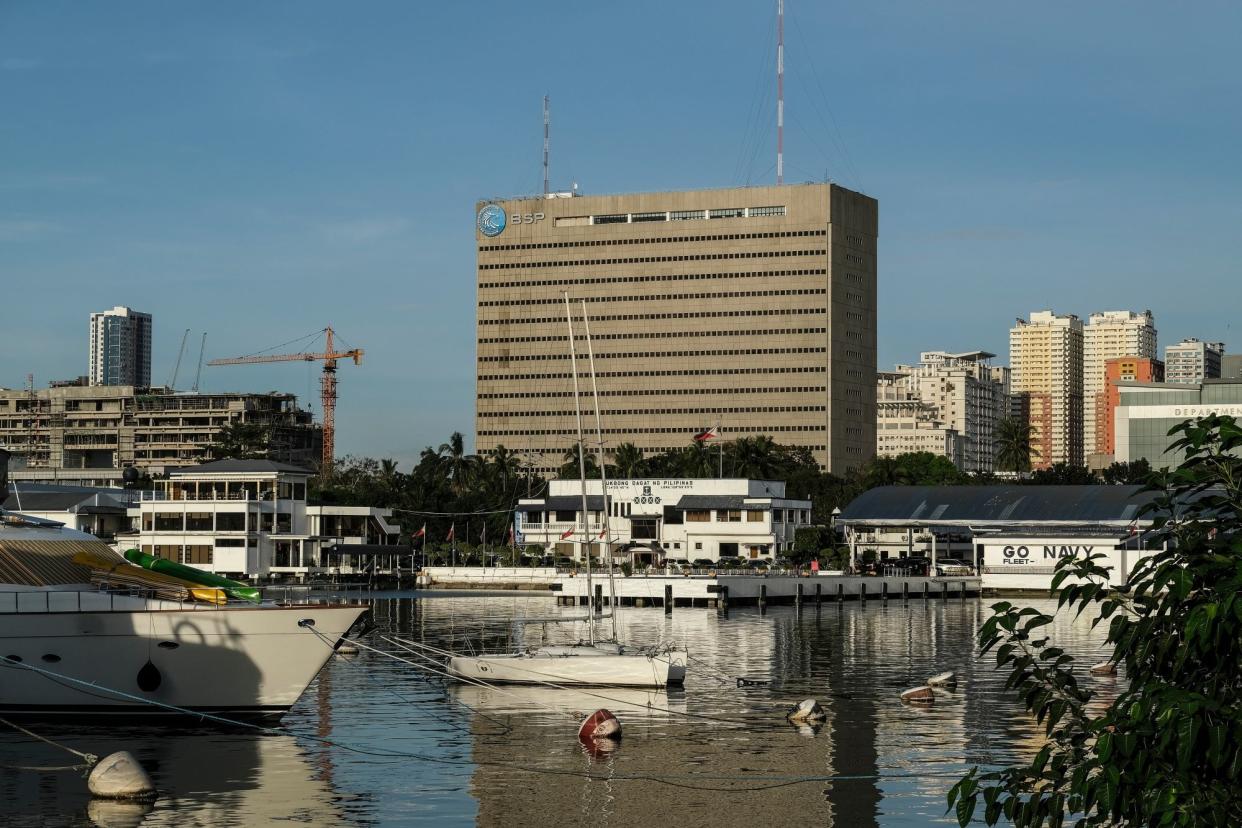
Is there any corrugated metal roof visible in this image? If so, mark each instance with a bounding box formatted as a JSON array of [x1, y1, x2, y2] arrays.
[[168, 459, 313, 475], [0, 539, 100, 586], [674, 495, 770, 510], [839, 485, 1159, 526], [529, 496, 608, 512]]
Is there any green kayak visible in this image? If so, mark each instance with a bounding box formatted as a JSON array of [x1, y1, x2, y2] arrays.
[[123, 549, 261, 603]]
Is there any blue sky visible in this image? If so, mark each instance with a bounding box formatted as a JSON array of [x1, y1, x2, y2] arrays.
[[3, 1, 1240, 467]]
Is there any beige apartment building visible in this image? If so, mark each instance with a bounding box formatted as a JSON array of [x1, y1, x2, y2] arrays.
[[1009, 311, 1084, 468], [1082, 310, 1157, 464], [473, 183, 878, 474]]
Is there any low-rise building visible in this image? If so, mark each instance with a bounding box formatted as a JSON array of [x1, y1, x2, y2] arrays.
[[1089, 356, 1164, 468], [516, 478, 812, 564], [1164, 338, 1224, 384], [875, 372, 963, 466], [126, 459, 401, 580], [1, 484, 136, 541], [1113, 379, 1242, 468]]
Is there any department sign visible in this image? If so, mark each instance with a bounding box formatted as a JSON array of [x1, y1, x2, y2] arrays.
[[477, 204, 507, 237]]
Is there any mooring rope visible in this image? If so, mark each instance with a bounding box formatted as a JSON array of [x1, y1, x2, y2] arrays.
[[0, 716, 99, 767]]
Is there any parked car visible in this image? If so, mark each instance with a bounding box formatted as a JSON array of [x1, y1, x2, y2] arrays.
[[746, 559, 771, 572], [935, 558, 975, 576], [691, 558, 715, 568], [716, 556, 744, 570], [884, 556, 930, 575]]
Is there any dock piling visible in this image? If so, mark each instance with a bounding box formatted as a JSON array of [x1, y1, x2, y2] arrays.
[[759, 584, 767, 614], [594, 584, 603, 614], [720, 585, 729, 614], [815, 582, 822, 605], [882, 581, 888, 602], [860, 582, 866, 603], [664, 584, 673, 614], [837, 582, 844, 602], [796, 582, 803, 609]]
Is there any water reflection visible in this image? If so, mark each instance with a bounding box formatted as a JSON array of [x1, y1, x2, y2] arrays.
[[4, 593, 1111, 827]]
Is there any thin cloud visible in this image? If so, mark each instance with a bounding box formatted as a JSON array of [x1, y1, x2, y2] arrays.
[[0, 219, 64, 241]]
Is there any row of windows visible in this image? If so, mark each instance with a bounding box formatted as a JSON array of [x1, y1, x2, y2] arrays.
[[478, 249, 828, 271], [478, 327, 828, 345], [503, 444, 830, 459], [479, 307, 826, 327], [479, 225, 815, 252], [479, 386, 827, 400], [479, 268, 827, 290], [474, 367, 824, 384], [480, 405, 828, 418], [478, 425, 827, 437], [478, 346, 828, 363], [590, 206, 779, 225], [478, 287, 826, 307]]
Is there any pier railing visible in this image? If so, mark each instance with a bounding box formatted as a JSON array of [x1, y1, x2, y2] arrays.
[[0, 584, 370, 614]]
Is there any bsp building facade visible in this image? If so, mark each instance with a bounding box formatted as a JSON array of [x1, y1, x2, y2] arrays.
[[474, 184, 878, 474]]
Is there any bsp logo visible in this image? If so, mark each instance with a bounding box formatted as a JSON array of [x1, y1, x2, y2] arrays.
[[477, 204, 507, 237]]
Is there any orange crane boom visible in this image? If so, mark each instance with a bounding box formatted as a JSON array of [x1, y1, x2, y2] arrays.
[[207, 327, 363, 473]]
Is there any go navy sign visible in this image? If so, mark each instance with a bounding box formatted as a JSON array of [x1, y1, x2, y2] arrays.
[[477, 204, 507, 237]]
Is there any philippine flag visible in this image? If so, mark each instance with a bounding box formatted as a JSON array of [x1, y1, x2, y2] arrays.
[[693, 425, 719, 442]]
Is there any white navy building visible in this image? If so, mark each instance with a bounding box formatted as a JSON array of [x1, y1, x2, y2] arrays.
[[516, 478, 812, 564]]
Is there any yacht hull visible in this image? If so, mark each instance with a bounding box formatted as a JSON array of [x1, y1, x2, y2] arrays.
[[0, 603, 367, 718], [447, 647, 687, 688]]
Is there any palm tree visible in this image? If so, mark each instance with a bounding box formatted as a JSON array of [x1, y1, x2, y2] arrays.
[[438, 431, 480, 495], [995, 417, 1037, 473], [680, 441, 717, 478], [486, 445, 520, 496], [611, 442, 645, 479], [559, 444, 599, 479], [729, 435, 786, 479]]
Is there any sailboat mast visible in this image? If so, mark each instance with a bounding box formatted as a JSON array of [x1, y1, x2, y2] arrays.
[[580, 299, 619, 643], [563, 292, 595, 646]]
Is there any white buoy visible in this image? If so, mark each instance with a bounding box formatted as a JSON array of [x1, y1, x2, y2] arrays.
[[87, 751, 156, 800], [786, 698, 827, 723], [927, 671, 957, 688], [578, 709, 621, 740], [1089, 661, 1117, 676], [900, 686, 935, 705], [337, 644, 360, 655]]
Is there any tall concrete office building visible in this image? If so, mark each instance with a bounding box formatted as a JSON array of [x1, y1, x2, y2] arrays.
[[1083, 310, 1157, 464], [1164, 338, 1224, 384], [474, 183, 878, 475], [1009, 311, 1084, 469], [89, 305, 152, 387]]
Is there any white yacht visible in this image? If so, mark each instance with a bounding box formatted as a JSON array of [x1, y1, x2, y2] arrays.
[[0, 514, 367, 718]]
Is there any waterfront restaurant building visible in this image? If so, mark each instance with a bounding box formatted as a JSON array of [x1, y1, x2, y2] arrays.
[[838, 485, 1159, 591], [474, 183, 878, 476], [516, 478, 812, 564], [126, 459, 402, 580]]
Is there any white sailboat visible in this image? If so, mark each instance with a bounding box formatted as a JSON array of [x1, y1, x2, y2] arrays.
[[446, 294, 686, 689]]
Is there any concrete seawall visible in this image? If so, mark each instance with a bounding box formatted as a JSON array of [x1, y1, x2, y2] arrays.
[[554, 574, 980, 607]]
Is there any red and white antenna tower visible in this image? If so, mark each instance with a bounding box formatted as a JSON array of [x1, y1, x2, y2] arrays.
[[543, 95, 550, 196], [776, 0, 784, 185]]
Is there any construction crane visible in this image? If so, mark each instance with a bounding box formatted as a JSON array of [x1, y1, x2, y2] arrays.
[[207, 327, 363, 473]]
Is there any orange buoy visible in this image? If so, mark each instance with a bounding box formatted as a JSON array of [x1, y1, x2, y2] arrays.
[[578, 709, 621, 741]]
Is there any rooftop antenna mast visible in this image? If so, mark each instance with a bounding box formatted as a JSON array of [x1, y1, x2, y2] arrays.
[[542, 95, 550, 196], [777, 0, 784, 185]]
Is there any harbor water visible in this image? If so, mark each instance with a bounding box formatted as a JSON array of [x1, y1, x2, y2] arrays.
[[1, 592, 1116, 827]]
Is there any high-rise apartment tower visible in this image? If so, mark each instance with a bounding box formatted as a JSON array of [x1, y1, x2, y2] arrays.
[[1083, 310, 1157, 463], [89, 306, 152, 387], [1009, 311, 1084, 469], [474, 183, 878, 474]]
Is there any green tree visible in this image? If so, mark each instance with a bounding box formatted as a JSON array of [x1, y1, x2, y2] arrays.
[[611, 442, 646, 479], [728, 435, 787, 479], [437, 431, 479, 496], [1028, 462, 1096, 485], [996, 416, 1037, 473], [210, 421, 274, 460], [559, 444, 600, 480], [949, 415, 1242, 827], [1101, 458, 1152, 485]]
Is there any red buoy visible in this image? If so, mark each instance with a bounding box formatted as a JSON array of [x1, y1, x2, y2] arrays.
[[578, 709, 621, 741]]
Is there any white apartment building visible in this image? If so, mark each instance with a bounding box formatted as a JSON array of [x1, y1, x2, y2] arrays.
[[516, 478, 812, 563], [880, 351, 1009, 473], [1164, 338, 1224, 384], [1083, 311, 1157, 462], [875, 371, 963, 468], [127, 459, 401, 580], [89, 306, 153, 387], [1010, 311, 1084, 468]]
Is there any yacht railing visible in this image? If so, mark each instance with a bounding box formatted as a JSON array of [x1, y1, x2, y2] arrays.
[[0, 584, 370, 614]]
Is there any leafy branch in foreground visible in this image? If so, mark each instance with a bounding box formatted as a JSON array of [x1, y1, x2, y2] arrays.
[[949, 414, 1242, 827]]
